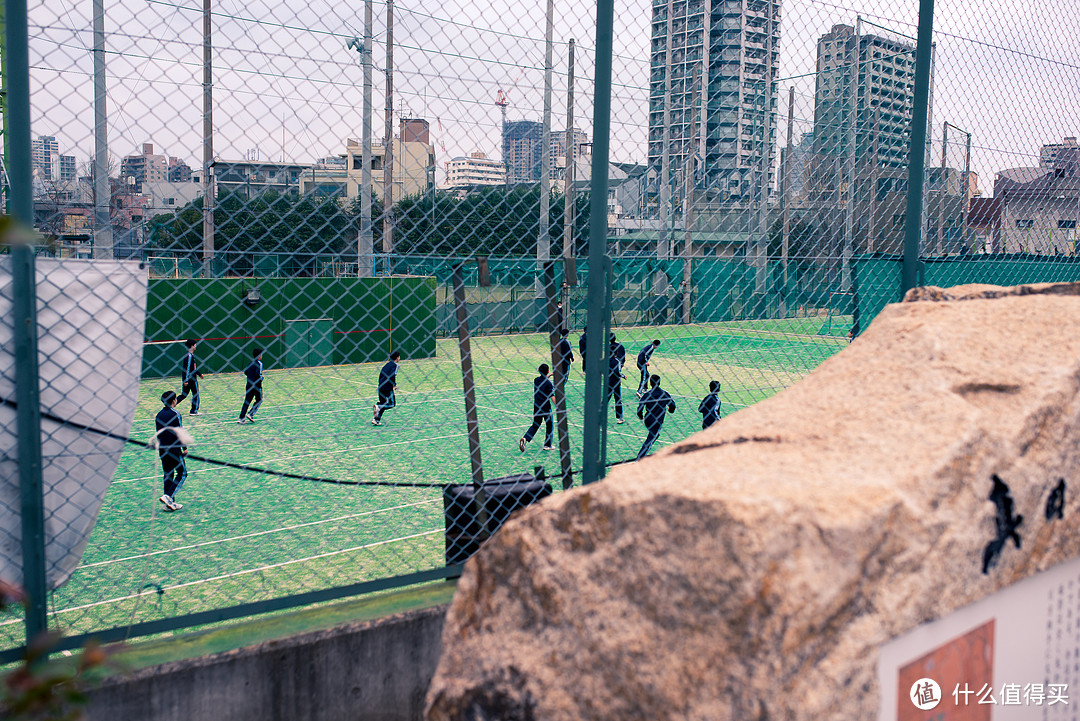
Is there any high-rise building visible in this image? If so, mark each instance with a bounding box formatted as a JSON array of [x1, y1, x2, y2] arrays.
[[119, 143, 168, 193], [502, 120, 543, 184], [58, 155, 77, 184], [648, 0, 781, 202], [812, 23, 915, 169], [445, 152, 506, 188], [1040, 137, 1079, 171], [31, 135, 59, 183], [550, 128, 588, 170]]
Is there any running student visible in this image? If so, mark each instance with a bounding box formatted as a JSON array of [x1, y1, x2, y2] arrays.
[[519, 363, 555, 451], [606, 346, 626, 424], [372, 351, 400, 425], [636, 339, 661, 398], [176, 339, 204, 415], [156, 390, 188, 511], [238, 347, 264, 423], [578, 330, 587, 372], [636, 374, 676, 460], [698, 380, 721, 429]]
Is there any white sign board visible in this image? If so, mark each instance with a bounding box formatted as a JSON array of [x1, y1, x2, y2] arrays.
[[880, 555, 1080, 720]]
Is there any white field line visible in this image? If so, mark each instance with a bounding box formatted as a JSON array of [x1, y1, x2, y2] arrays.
[[77, 498, 441, 570], [0, 529, 443, 626]]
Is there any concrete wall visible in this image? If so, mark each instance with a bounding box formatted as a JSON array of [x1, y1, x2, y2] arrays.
[[85, 605, 448, 721]]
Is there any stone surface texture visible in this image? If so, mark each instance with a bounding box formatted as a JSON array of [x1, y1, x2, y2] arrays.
[[425, 282, 1080, 721]]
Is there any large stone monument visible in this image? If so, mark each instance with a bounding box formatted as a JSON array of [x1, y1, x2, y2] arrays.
[[425, 283, 1080, 721]]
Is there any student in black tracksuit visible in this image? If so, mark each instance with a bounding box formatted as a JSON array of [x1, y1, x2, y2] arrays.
[[176, 339, 204, 415], [636, 374, 676, 460], [578, 331, 587, 373], [698, 380, 722, 429], [238, 347, 264, 423], [555, 332, 574, 387], [610, 333, 626, 372], [636, 339, 661, 398], [606, 348, 626, 424], [519, 363, 555, 451], [156, 390, 188, 511], [372, 351, 400, 425]]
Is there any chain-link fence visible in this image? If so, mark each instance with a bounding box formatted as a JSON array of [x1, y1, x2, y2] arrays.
[[1, 0, 1078, 659]]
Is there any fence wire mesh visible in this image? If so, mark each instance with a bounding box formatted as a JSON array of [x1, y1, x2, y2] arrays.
[[2, 0, 1079, 653]]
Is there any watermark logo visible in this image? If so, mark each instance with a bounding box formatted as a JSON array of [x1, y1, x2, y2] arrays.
[[910, 678, 942, 710]]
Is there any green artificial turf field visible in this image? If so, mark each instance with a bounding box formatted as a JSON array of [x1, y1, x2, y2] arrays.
[[0, 315, 850, 649]]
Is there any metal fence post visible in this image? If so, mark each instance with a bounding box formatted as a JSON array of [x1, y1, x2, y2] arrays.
[[902, 0, 935, 297], [581, 0, 614, 485], [12, 244, 48, 646]]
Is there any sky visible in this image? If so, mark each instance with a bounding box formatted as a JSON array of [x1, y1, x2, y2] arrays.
[[26, 0, 1080, 195]]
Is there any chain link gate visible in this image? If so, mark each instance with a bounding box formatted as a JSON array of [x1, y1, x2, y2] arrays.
[[1, 0, 1078, 661]]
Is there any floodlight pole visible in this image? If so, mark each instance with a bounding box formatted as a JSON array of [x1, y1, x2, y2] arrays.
[[582, 0, 615, 485], [902, 0, 935, 296], [201, 0, 215, 271], [92, 0, 113, 259], [5, 0, 48, 647]]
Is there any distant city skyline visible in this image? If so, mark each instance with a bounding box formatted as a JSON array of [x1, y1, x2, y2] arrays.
[[24, 0, 1079, 202]]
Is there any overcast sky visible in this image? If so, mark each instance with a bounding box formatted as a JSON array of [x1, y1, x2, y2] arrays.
[[28, 0, 1080, 193]]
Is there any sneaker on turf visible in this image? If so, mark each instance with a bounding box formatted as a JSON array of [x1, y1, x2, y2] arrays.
[[371, 418, 381, 426], [542, 445, 555, 451], [616, 417, 625, 424], [164, 499, 182, 511], [159, 494, 173, 506], [237, 417, 247, 424], [246, 415, 256, 423], [189, 411, 201, 416], [635, 391, 643, 399], [518, 437, 527, 452]]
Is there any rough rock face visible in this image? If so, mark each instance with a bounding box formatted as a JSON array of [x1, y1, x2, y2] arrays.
[[425, 282, 1080, 721]]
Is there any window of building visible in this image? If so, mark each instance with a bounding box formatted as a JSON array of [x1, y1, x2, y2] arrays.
[[166, 197, 175, 205], [1059, 219, 1078, 229], [1016, 219, 1034, 228]]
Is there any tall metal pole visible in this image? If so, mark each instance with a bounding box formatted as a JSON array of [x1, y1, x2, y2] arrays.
[[681, 66, 698, 324], [582, 0, 614, 485], [937, 121, 947, 254], [359, 0, 374, 277], [382, 0, 394, 255], [5, 0, 48, 645], [92, 0, 113, 259], [753, 0, 777, 298], [536, 0, 554, 328], [452, 264, 484, 486], [963, 128, 972, 252], [902, 0, 935, 296], [562, 39, 576, 265], [841, 16, 860, 292], [658, 0, 672, 266], [201, 0, 214, 271], [781, 86, 793, 315]]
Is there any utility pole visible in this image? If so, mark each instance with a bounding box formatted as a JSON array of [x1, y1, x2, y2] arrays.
[[201, 0, 214, 272], [781, 86, 793, 315], [841, 15, 860, 292], [355, 0, 374, 277], [938, 121, 947, 255], [658, 0, 672, 275], [536, 0, 554, 329], [92, 0, 112, 259], [682, 65, 698, 324], [562, 39, 576, 268], [382, 0, 394, 255]]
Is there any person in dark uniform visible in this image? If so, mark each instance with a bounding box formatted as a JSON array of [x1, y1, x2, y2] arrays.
[[635, 339, 661, 398], [698, 380, 722, 429], [176, 339, 204, 415], [606, 347, 626, 424], [555, 330, 574, 387], [610, 333, 626, 372], [238, 347, 264, 423], [554, 300, 566, 336], [519, 363, 555, 451], [578, 330, 587, 373], [372, 351, 400, 426], [636, 374, 676, 460], [156, 390, 188, 511]]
